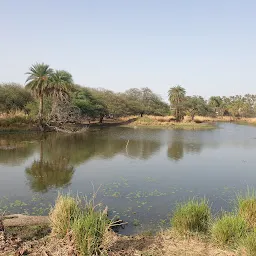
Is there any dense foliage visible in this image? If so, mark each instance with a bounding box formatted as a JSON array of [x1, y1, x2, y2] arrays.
[[1, 64, 256, 123], [0, 83, 33, 113]]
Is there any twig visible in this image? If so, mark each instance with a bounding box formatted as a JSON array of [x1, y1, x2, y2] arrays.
[[125, 140, 130, 155], [110, 222, 128, 227]]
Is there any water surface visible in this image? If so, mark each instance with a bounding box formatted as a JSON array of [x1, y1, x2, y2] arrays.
[[1, 123, 256, 234]]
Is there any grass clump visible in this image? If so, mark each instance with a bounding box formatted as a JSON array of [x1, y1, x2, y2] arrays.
[[72, 201, 110, 256], [171, 198, 211, 234], [50, 193, 111, 256], [49, 194, 81, 238], [211, 213, 247, 247], [237, 188, 256, 228], [242, 231, 256, 256]]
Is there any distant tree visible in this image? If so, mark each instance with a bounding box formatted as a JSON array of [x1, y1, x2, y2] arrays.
[[208, 96, 223, 116], [0, 83, 33, 113], [72, 86, 107, 122], [48, 70, 74, 117], [185, 96, 208, 121], [25, 63, 53, 127], [48, 70, 73, 121], [124, 87, 169, 117], [168, 85, 186, 121]]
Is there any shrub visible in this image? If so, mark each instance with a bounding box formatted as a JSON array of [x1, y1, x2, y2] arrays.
[[211, 213, 247, 246], [171, 198, 211, 234], [0, 116, 33, 127], [49, 194, 81, 238], [72, 203, 110, 256], [0, 83, 33, 113], [194, 119, 203, 123], [237, 188, 256, 228], [242, 231, 256, 256]]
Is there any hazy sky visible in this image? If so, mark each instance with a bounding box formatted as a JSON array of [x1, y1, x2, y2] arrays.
[[1, 0, 256, 100]]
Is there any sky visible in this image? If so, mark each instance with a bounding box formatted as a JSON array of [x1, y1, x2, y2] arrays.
[[1, 0, 256, 101]]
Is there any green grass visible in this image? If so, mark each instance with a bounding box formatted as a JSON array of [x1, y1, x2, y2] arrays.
[[211, 213, 247, 247], [171, 198, 211, 234], [242, 231, 256, 256], [71, 202, 110, 256], [237, 188, 256, 228]]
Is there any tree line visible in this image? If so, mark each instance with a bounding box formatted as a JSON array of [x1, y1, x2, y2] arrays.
[[168, 85, 256, 121], [1, 63, 256, 126], [0, 63, 169, 127]]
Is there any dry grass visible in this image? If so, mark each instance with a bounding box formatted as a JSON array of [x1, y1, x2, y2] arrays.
[[126, 115, 216, 130], [0, 110, 27, 119], [49, 194, 81, 238], [194, 116, 234, 122], [195, 115, 256, 125], [106, 230, 236, 256], [1, 229, 238, 256]]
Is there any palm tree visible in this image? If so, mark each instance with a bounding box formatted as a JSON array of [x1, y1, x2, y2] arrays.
[[48, 70, 74, 117], [168, 85, 186, 121], [25, 63, 53, 127]]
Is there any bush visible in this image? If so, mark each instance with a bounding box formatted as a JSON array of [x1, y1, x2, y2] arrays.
[[0, 83, 33, 113], [211, 213, 247, 246], [194, 119, 203, 123], [0, 116, 33, 127], [237, 188, 256, 228], [171, 199, 211, 234], [72, 202, 110, 256], [242, 231, 256, 256], [49, 194, 81, 238]]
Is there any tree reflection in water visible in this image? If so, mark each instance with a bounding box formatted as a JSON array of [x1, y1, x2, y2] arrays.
[[25, 140, 74, 192], [167, 131, 203, 161]]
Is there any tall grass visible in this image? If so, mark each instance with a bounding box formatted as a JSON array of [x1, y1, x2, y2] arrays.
[[49, 194, 81, 238], [242, 231, 256, 256], [49, 193, 111, 255], [211, 213, 247, 246], [0, 115, 33, 127], [171, 198, 211, 234], [237, 188, 256, 228], [72, 202, 110, 256]]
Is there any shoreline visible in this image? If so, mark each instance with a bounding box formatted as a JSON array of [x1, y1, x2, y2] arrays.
[[1, 115, 256, 133], [2, 190, 254, 256]]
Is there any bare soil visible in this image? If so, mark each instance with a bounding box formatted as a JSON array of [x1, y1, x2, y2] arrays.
[[0, 227, 240, 256]]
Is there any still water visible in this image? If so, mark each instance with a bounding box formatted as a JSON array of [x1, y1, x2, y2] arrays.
[[1, 123, 256, 234]]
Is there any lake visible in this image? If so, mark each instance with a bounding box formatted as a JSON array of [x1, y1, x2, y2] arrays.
[[1, 123, 256, 234]]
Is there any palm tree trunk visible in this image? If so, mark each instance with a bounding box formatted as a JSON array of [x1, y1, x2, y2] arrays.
[[99, 114, 104, 123], [38, 94, 44, 130], [51, 96, 58, 120]]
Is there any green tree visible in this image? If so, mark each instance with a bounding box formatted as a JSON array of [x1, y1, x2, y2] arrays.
[[168, 85, 186, 121], [0, 83, 33, 113], [25, 63, 53, 127], [48, 70, 74, 119], [72, 86, 107, 121], [124, 87, 169, 116], [185, 96, 208, 121]]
